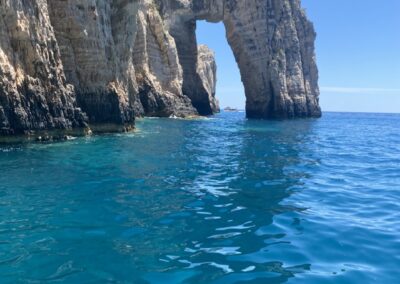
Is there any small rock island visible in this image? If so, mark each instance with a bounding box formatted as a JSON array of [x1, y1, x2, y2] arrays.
[[0, 0, 321, 136]]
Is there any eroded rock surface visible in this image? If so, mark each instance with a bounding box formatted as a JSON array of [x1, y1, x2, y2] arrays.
[[197, 45, 219, 113], [224, 0, 321, 118], [47, 0, 138, 126], [0, 0, 320, 136], [133, 0, 197, 117], [158, 0, 321, 118], [0, 0, 87, 135]]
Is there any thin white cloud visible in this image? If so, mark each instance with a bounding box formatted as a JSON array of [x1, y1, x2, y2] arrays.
[[321, 87, 400, 94]]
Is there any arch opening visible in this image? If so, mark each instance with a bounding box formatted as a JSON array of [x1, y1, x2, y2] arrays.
[[196, 20, 245, 112]]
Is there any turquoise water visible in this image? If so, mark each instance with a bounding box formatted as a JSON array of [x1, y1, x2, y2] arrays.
[[0, 112, 399, 283]]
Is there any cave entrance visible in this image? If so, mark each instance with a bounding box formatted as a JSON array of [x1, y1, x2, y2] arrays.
[[195, 21, 245, 113]]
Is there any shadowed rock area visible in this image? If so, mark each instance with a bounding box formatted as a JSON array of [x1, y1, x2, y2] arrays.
[[0, 0, 320, 136]]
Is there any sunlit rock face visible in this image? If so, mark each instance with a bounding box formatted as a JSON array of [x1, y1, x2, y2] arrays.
[[0, 0, 320, 135], [0, 0, 88, 135], [132, 0, 198, 117], [155, 0, 223, 115], [224, 0, 321, 118], [197, 45, 219, 114], [47, 0, 138, 127], [157, 0, 321, 118]]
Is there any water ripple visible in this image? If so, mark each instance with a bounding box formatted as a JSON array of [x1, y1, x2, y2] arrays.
[[0, 112, 399, 283]]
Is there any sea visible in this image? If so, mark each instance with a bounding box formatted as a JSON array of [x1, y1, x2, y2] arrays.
[[0, 111, 399, 283]]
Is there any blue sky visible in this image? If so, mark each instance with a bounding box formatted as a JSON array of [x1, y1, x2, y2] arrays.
[[196, 0, 400, 113]]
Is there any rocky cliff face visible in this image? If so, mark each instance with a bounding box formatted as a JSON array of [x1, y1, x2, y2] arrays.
[[158, 0, 321, 118], [0, 0, 320, 136], [197, 45, 219, 113], [224, 0, 321, 118], [133, 0, 197, 117], [47, 0, 138, 127], [0, 0, 87, 135]]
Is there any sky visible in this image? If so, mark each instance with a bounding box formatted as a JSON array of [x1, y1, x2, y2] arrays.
[[196, 0, 400, 113]]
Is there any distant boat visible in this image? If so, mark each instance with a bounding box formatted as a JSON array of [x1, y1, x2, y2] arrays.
[[224, 107, 239, 112]]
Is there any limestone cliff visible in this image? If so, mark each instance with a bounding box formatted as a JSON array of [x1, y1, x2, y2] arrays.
[[158, 0, 321, 118], [0, 0, 320, 136], [0, 0, 87, 135], [133, 0, 197, 117], [223, 0, 321, 118], [47, 0, 138, 127], [197, 45, 219, 113]]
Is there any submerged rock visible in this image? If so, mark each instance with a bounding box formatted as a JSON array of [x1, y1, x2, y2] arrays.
[[0, 0, 321, 136]]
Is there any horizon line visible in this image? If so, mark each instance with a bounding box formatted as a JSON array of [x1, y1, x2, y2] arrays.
[[218, 108, 400, 115]]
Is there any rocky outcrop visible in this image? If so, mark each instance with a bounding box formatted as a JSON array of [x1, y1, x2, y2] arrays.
[[158, 0, 321, 118], [0, 0, 87, 135], [133, 0, 198, 117], [0, 0, 320, 136], [224, 0, 321, 118], [197, 45, 219, 113], [47, 0, 138, 127]]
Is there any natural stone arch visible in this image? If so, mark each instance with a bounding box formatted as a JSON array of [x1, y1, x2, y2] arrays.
[[0, 0, 322, 136], [157, 0, 321, 118]]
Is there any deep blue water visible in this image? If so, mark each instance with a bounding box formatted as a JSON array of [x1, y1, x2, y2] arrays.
[[0, 112, 399, 283]]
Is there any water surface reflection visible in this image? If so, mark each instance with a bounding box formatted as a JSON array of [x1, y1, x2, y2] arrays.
[[1, 112, 398, 283]]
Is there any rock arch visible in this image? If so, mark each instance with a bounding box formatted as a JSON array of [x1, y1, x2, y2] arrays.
[[157, 0, 321, 118], [0, 0, 321, 136]]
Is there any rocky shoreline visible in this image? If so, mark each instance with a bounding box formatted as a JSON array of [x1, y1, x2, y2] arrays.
[[0, 0, 321, 137]]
